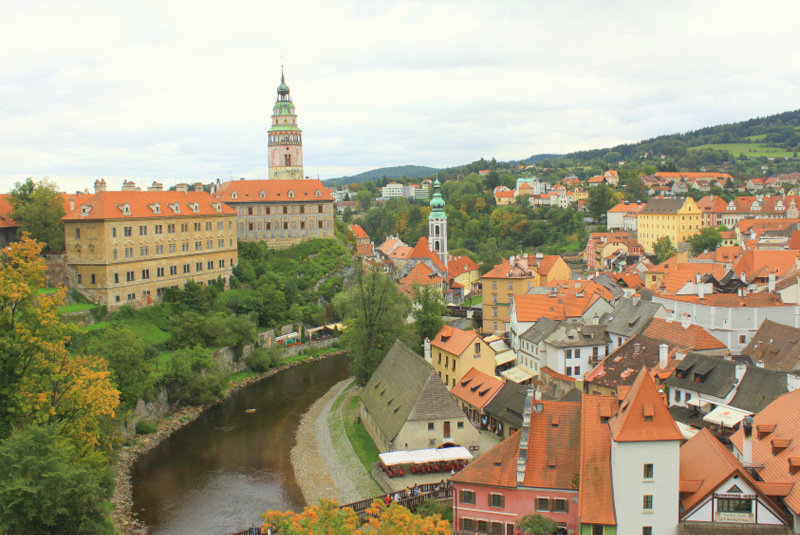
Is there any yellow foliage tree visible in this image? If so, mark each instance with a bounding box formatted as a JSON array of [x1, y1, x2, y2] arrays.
[[0, 235, 119, 450], [262, 499, 451, 535]]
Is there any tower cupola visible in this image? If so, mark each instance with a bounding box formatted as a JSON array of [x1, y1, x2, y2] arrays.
[[268, 68, 305, 179], [428, 178, 448, 267]]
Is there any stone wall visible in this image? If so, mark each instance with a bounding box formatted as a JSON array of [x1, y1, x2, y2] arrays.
[[44, 252, 72, 288]]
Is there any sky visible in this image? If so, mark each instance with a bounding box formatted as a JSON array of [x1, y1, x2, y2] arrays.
[[2, 0, 799, 193]]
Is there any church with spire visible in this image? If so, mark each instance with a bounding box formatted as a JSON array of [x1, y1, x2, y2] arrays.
[[268, 69, 305, 180]]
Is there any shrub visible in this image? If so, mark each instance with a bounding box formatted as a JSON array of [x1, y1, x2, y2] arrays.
[[135, 420, 157, 435], [245, 347, 282, 372]]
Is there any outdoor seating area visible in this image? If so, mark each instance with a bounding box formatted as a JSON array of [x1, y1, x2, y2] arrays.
[[378, 446, 472, 479]]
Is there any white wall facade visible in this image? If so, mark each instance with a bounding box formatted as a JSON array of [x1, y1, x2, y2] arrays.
[[682, 475, 786, 526], [611, 439, 680, 535]]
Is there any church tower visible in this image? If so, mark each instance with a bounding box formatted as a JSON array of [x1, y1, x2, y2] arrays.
[[428, 179, 448, 267], [268, 69, 305, 179]]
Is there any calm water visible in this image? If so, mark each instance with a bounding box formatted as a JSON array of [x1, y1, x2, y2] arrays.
[[131, 354, 350, 535]]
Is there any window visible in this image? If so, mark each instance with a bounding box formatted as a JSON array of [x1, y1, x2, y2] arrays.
[[182, 242, 189, 252], [77, 273, 82, 284], [207, 261, 213, 270], [460, 490, 475, 504], [283, 206, 288, 214], [168, 243, 176, 254], [284, 222, 289, 230], [536, 498, 549, 511], [123, 226, 132, 237], [457, 421, 464, 429], [113, 249, 118, 260], [427, 422, 434, 430], [552, 498, 568, 513], [126, 271, 134, 282], [141, 269, 150, 279], [488, 493, 505, 508], [219, 259, 225, 268], [318, 204, 323, 213], [566, 367, 572, 376], [643, 464, 654, 479], [180, 223, 188, 232], [90, 273, 95, 285], [168, 223, 175, 233], [674, 389, 681, 402], [207, 239, 213, 249], [154, 224, 163, 234], [112, 227, 117, 238], [205, 221, 212, 231], [127, 293, 136, 300], [460, 518, 474, 532], [565, 349, 572, 359], [125, 247, 133, 258], [642, 528, 652, 535], [318, 221, 323, 229], [593, 526, 604, 535], [194, 223, 201, 231], [477, 521, 488, 534], [156, 267, 164, 277], [140, 246, 148, 256], [299, 205, 305, 214], [643, 495, 653, 510], [574, 366, 580, 376], [139, 225, 147, 235], [195, 241, 202, 251], [170, 266, 177, 275], [218, 238, 224, 248], [183, 264, 190, 274], [492, 281, 497, 290], [155, 245, 164, 255], [739, 334, 747, 344], [114, 273, 119, 283], [717, 497, 752, 513], [196, 262, 203, 272], [75, 228, 80, 239]]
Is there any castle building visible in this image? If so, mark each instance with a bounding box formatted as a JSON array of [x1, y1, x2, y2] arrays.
[[428, 178, 448, 266], [212, 179, 334, 248], [62, 182, 238, 309], [268, 70, 304, 180]]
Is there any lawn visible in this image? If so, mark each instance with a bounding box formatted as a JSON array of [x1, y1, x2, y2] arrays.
[[342, 392, 380, 474], [465, 293, 482, 306], [57, 303, 97, 314], [688, 142, 795, 159], [123, 319, 171, 346]]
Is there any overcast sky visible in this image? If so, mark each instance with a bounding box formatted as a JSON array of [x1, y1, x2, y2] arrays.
[[2, 0, 799, 193]]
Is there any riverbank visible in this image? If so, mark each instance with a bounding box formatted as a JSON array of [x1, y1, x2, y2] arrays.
[[291, 379, 383, 506], [112, 351, 346, 535]]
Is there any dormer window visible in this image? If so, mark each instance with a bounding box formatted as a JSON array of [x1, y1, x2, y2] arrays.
[[149, 203, 161, 214], [211, 202, 222, 213], [288, 190, 295, 199], [231, 191, 238, 200], [315, 189, 321, 198], [168, 202, 180, 214], [118, 203, 131, 215], [259, 190, 266, 198], [80, 204, 93, 216], [188, 202, 199, 213]]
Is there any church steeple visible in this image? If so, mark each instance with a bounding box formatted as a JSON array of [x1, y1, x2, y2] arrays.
[[428, 178, 448, 267], [268, 69, 305, 179]]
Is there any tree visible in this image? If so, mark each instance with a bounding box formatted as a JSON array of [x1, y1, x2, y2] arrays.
[[333, 268, 411, 383], [653, 236, 677, 264], [517, 513, 558, 535], [587, 184, 618, 222], [86, 325, 153, 408], [262, 500, 450, 535], [0, 424, 114, 535], [8, 178, 66, 252], [689, 227, 723, 256], [412, 286, 446, 348], [357, 189, 373, 212]]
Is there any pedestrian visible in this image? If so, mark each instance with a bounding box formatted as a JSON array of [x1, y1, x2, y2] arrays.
[[384, 493, 391, 505], [394, 491, 401, 502], [412, 483, 419, 496]]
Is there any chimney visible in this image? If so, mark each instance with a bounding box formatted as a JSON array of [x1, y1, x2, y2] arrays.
[[121, 180, 138, 191], [423, 337, 431, 363], [175, 183, 189, 193], [681, 317, 691, 329], [193, 183, 203, 192], [68, 196, 75, 212], [517, 389, 535, 484], [742, 415, 753, 465], [659, 343, 669, 369], [768, 271, 776, 293], [740, 271, 746, 284], [735, 364, 747, 383], [94, 178, 107, 192], [634, 342, 641, 355], [147, 181, 163, 191], [698, 282, 705, 300]]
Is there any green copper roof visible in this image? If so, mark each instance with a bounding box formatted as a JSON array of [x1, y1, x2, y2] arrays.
[[428, 178, 446, 219]]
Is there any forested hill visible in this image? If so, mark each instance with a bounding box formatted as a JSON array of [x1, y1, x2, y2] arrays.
[[324, 165, 438, 186], [555, 109, 800, 165]]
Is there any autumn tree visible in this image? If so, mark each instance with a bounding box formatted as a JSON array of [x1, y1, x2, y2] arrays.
[[262, 500, 451, 535], [8, 178, 66, 252], [333, 268, 411, 383]]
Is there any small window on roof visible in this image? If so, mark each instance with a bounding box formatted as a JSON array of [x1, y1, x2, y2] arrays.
[[149, 203, 161, 214], [80, 204, 92, 216], [259, 190, 266, 198], [188, 202, 199, 213], [231, 191, 238, 199], [119, 203, 131, 215], [288, 190, 295, 198], [168, 202, 180, 214], [211, 202, 222, 212], [315, 189, 321, 197]]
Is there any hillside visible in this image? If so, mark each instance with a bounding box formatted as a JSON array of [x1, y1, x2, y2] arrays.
[[324, 165, 438, 186]]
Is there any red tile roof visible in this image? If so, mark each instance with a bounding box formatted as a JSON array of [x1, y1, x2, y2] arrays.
[[607, 201, 645, 214], [513, 292, 602, 323], [494, 190, 514, 198], [62, 190, 236, 220], [430, 325, 480, 356], [0, 194, 18, 229], [409, 237, 447, 273], [579, 395, 618, 525], [350, 224, 369, 240], [451, 430, 520, 488], [399, 262, 442, 288], [609, 368, 682, 442], [523, 400, 582, 489], [450, 367, 504, 409], [655, 291, 789, 308], [642, 318, 726, 352], [213, 179, 334, 203], [695, 195, 729, 213], [356, 243, 373, 256], [447, 255, 480, 277], [733, 249, 800, 280]]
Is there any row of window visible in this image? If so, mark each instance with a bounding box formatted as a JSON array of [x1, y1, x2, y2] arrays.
[[112, 239, 234, 259], [106, 220, 230, 239], [113, 278, 224, 303], [243, 220, 327, 231], [104, 259, 232, 284], [243, 204, 325, 215]]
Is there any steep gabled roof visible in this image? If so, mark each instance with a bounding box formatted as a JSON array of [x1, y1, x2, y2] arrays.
[[664, 353, 737, 400], [522, 401, 582, 489], [447, 255, 480, 276], [483, 381, 527, 429], [603, 298, 663, 338], [350, 224, 369, 240], [742, 319, 800, 371], [430, 325, 480, 356], [609, 367, 682, 442], [400, 262, 442, 288], [451, 367, 504, 410], [451, 430, 521, 488], [579, 395, 618, 525], [409, 236, 447, 273]]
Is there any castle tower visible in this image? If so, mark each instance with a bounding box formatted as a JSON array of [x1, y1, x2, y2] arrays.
[[268, 69, 305, 179], [428, 178, 448, 267]]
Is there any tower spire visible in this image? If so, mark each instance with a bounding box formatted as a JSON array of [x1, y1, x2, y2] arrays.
[[268, 68, 304, 179], [428, 178, 448, 267]]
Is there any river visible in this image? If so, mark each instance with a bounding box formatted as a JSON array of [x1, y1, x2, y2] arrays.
[[131, 354, 351, 535]]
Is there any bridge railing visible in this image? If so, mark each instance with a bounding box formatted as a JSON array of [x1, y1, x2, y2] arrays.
[[339, 481, 453, 521]]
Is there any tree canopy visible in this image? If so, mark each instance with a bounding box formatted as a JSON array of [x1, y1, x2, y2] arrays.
[[689, 227, 723, 256], [412, 286, 446, 349], [8, 178, 66, 252], [653, 236, 677, 264]]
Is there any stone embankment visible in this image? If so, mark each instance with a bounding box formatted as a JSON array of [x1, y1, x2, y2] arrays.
[[112, 351, 345, 535]]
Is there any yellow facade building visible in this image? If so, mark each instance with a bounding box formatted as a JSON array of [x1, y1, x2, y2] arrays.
[[62, 185, 238, 309], [429, 325, 496, 389], [481, 253, 571, 333], [637, 197, 702, 254], [212, 179, 334, 248]]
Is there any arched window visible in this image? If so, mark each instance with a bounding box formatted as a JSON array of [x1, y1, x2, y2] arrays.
[[284, 154, 292, 166]]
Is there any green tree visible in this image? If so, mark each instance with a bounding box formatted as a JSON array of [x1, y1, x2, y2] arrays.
[[689, 227, 723, 256], [653, 236, 677, 264], [357, 189, 373, 212], [0, 424, 115, 535], [412, 286, 446, 348], [587, 183, 618, 222], [86, 325, 153, 408], [162, 346, 225, 405], [8, 178, 66, 252], [334, 269, 411, 383], [517, 513, 558, 535]]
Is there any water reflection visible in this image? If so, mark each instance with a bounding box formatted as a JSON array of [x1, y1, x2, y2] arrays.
[[132, 354, 349, 535]]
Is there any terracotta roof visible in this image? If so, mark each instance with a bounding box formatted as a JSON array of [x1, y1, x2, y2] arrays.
[[730, 388, 800, 514], [512, 292, 602, 323], [62, 190, 236, 220], [695, 195, 729, 213], [447, 255, 479, 276], [738, 218, 800, 234], [655, 291, 789, 307], [679, 428, 788, 521], [579, 394, 618, 525], [733, 249, 800, 280], [588, 175, 605, 184], [607, 201, 645, 214], [450, 367, 504, 409], [585, 334, 680, 388], [378, 238, 403, 256], [409, 237, 447, 273], [655, 172, 733, 180], [390, 245, 413, 260], [657, 263, 728, 294], [400, 262, 442, 288], [356, 243, 373, 256], [430, 325, 479, 356], [212, 179, 334, 203], [609, 368, 683, 442], [522, 400, 582, 489], [643, 318, 726, 352], [494, 190, 514, 198], [350, 224, 369, 240], [0, 194, 18, 229], [451, 430, 520, 488]]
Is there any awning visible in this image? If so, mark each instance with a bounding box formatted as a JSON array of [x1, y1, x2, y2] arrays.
[[676, 421, 700, 440], [494, 350, 516, 367], [686, 397, 712, 411], [378, 446, 473, 467], [702, 405, 751, 428], [500, 366, 534, 384]]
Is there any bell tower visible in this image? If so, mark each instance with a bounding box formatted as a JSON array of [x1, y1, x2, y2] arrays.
[[428, 179, 448, 267], [268, 68, 305, 179]]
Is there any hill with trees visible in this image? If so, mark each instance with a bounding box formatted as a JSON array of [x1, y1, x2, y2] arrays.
[[324, 165, 438, 186]]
